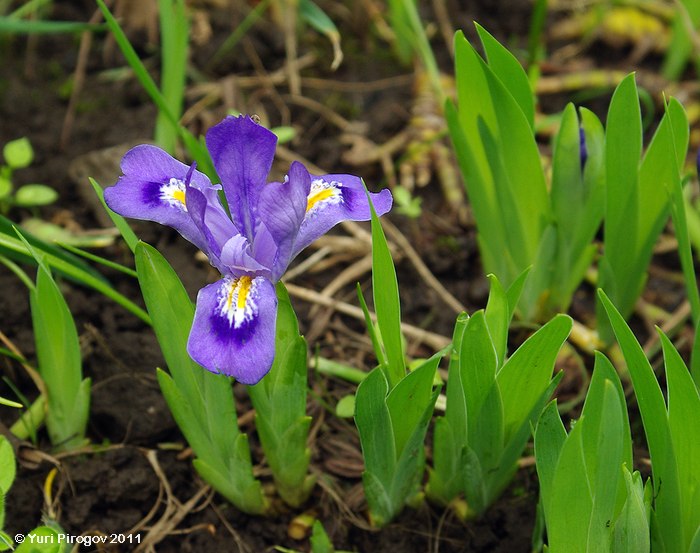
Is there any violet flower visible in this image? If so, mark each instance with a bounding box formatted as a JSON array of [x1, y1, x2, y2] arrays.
[[105, 115, 392, 384]]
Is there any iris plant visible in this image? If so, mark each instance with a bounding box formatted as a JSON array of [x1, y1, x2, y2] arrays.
[[104, 115, 391, 384]]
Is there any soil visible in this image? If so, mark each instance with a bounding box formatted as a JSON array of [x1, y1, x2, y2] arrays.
[[0, 1, 693, 552]]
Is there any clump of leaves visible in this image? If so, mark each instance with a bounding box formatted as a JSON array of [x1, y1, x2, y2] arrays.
[[0, 138, 58, 213]]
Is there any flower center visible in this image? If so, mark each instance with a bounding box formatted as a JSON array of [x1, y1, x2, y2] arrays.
[[219, 276, 257, 328], [306, 179, 342, 213], [160, 178, 187, 211]]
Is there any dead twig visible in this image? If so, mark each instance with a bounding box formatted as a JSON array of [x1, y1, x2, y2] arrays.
[[284, 283, 450, 351]]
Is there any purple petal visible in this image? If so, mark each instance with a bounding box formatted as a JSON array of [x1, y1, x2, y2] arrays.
[[104, 145, 213, 252], [219, 234, 270, 276], [187, 275, 277, 385], [205, 115, 277, 242], [257, 161, 310, 279], [292, 174, 393, 259], [185, 182, 237, 265]]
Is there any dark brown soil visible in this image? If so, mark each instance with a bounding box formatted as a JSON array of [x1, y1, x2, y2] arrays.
[[0, 1, 691, 551]]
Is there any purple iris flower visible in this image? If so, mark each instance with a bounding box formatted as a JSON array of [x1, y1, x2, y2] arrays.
[[104, 115, 392, 384]]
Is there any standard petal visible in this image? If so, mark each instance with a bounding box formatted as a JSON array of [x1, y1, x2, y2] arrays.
[[257, 161, 310, 279], [187, 275, 277, 385], [219, 235, 270, 277], [205, 115, 277, 242], [292, 174, 393, 259], [185, 182, 237, 264], [104, 145, 213, 251]]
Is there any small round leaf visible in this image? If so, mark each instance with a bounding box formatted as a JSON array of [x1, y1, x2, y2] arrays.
[[3, 137, 34, 169], [14, 184, 58, 207], [0, 176, 11, 200], [335, 394, 356, 418]]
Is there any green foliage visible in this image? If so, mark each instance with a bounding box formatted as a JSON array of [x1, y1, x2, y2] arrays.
[[600, 290, 700, 551], [28, 255, 91, 451], [3, 137, 33, 169], [449, 27, 688, 331], [135, 241, 268, 514], [155, 0, 188, 155], [299, 0, 343, 70], [391, 186, 422, 218], [534, 354, 650, 552], [662, 0, 700, 80], [247, 283, 314, 507], [597, 77, 689, 342], [0, 215, 149, 324], [1, 138, 58, 212], [10, 230, 91, 451], [355, 356, 441, 526], [448, 26, 605, 320], [0, 436, 68, 552], [367, 184, 405, 389], [95, 0, 214, 177], [426, 276, 571, 515]]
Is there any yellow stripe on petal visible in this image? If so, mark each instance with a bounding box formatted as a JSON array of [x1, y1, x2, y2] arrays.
[[219, 276, 257, 328], [305, 178, 342, 214], [237, 276, 252, 310], [172, 188, 186, 206], [159, 177, 188, 211]]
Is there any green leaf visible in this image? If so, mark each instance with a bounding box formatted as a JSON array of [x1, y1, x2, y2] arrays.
[[548, 414, 590, 551], [355, 368, 396, 488], [0, 18, 105, 34], [660, 330, 700, 549], [475, 23, 534, 129], [0, 217, 149, 324], [534, 401, 567, 529], [484, 274, 509, 365], [599, 290, 683, 552], [581, 353, 633, 483], [13, 184, 58, 207], [586, 380, 625, 551], [335, 395, 355, 418], [497, 314, 572, 442], [612, 468, 650, 553], [3, 137, 33, 169], [0, 530, 11, 551], [367, 184, 404, 388], [248, 283, 313, 507], [89, 178, 139, 254], [310, 520, 334, 553], [0, 176, 11, 200], [390, 363, 440, 513], [599, 74, 642, 321], [0, 436, 15, 493], [386, 354, 439, 461], [155, 0, 188, 154], [135, 241, 266, 514], [426, 314, 469, 505], [30, 262, 90, 450], [299, 0, 343, 70], [551, 104, 585, 239], [95, 0, 214, 177]]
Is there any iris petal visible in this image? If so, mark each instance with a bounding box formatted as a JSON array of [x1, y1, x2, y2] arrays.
[[104, 145, 213, 252], [292, 174, 393, 259], [219, 235, 270, 276], [187, 275, 277, 385], [206, 115, 277, 242], [185, 182, 238, 266], [258, 161, 310, 279]]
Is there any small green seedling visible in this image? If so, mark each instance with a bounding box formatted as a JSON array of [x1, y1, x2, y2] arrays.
[[1, 138, 58, 213], [534, 353, 650, 552], [427, 274, 572, 517]]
